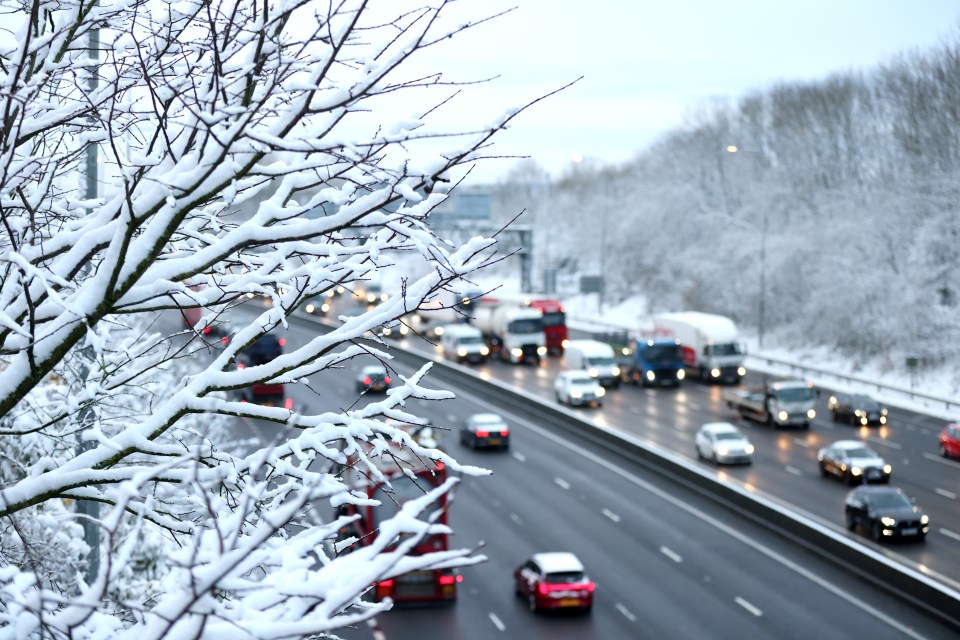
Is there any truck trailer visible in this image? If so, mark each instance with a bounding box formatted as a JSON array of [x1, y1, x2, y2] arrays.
[[652, 312, 746, 383]]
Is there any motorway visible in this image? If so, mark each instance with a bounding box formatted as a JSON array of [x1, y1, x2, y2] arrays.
[[227, 305, 959, 639]]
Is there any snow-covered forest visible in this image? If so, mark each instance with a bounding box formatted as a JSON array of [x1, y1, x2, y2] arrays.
[[0, 0, 540, 637], [493, 35, 960, 379]]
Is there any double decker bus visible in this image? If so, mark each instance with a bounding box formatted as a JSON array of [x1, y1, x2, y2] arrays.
[[335, 441, 461, 604]]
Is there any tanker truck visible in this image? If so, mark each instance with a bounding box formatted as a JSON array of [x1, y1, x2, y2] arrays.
[[472, 303, 547, 364]]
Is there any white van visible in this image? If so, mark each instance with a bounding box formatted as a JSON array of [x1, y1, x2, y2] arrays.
[[564, 339, 621, 387], [440, 324, 489, 364]]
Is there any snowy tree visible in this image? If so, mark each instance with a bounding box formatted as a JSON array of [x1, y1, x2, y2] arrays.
[[0, 0, 552, 636]]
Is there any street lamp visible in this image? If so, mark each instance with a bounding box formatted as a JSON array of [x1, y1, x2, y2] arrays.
[[724, 144, 767, 350]]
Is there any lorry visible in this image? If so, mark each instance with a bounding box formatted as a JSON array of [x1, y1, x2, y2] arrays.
[[564, 339, 621, 387], [472, 303, 547, 364], [652, 312, 746, 383], [478, 293, 568, 354], [334, 441, 461, 605], [621, 337, 686, 387], [725, 379, 817, 428]]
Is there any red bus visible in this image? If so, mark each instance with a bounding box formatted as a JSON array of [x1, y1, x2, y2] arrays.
[[336, 443, 461, 604]]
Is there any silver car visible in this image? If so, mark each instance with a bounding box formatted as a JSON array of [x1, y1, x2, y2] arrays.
[[695, 422, 754, 464], [818, 440, 891, 485], [554, 370, 606, 408]]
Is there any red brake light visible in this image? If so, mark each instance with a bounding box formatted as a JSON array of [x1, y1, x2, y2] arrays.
[[439, 575, 456, 586], [284, 398, 293, 410], [363, 376, 372, 385], [278, 338, 286, 347], [476, 430, 489, 438], [500, 429, 509, 437], [435, 461, 445, 471], [384, 376, 391, 384], [202, 326, 212, 334], [237, 363, 245, 370], [221, 336, 229, 344], [538, 582, 549, 595]]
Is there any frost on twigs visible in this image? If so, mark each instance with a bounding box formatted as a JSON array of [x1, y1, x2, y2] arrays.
[[0, 0, 548, 637]]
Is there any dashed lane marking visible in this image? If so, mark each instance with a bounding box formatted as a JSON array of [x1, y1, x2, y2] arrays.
[[602, 508, 621, 523], [792, 438, 810, 448], [616, 602, 637, 622], [489, 613, 505, 632], [735, 596, 763, 617], [509, 513, 523, 526], [866, 437, 902, 450], [935, 488, 957, 500], [940, 528, 960, 542], [785, 466, 803, 477], [554, 477, 571, 490], [659, 546, 682, 563], [512, 451, 527, 462]]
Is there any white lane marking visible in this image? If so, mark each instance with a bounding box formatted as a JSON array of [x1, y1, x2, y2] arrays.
[[660, 546, 683, 563], [509, 513, 523, 526], [735, 596, 763, 617], [489, 612, 506, 631], [616, 602, 637, 622], [792, 438, 809, 448], [940, 528, 960, 542], [866, 437, 902, 450], [602, 508, 621, 523], [367, 619, 385, 640], [512, 451, 527, 462], [785, 466, 803, 477], [923, 452, 960, 469], [935, 488, 957, 500], [554, 477, 571, 490]]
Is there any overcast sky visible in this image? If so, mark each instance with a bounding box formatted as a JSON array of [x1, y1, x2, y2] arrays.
[[417, 0, 960, 183]]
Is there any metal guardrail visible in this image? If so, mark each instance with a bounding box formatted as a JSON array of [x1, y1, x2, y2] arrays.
[[568, 315, 960, 414]]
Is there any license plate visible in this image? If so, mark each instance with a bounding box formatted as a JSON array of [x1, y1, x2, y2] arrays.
[[558, 598, 581, 607], [487, 438, 501, 446], [901, 527, 918, 536]]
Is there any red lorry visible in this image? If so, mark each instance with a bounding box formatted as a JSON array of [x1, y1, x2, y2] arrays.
[[336, 442, 461, 604]]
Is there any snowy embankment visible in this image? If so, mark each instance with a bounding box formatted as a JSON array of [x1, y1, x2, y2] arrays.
[[561, 293, 960, 423]]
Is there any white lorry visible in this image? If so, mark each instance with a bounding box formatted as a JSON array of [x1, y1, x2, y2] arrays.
[[564, 339, 621, 387], [652, 312, 746, 383], [725, 379, 817, 428], [472, 303, 547, 364]]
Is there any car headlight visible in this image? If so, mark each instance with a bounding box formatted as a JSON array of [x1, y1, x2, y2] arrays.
[[588, 367, 598, 378], [921, 515, 929, 525], [480, 346, 489, 356], [646, 370, 656, 381], [537, 346, 548, 356], [570, 389, 582, 398], [879, 416, 886, 425], [399, 325, 408, 335], [881, 408, 888, 416], [562, 339, 570, 349], [305, 304, 315, 313], [511, 348, 523, 358], [851, 467, 862, 476], [710, 368, 720, 378], [744, 444, 755, 454], [883, 464, 892, 474], [433, 326, 445, 336], [596, 387, 606, 397], [778, 410, 788, 421], [880, 516, 896, 527], [855, 409, 863, 417], [367, 294, 376, 303], [458, 347, 468, 357], [737, 366, 746, 376], [321, 303, 330, 313], [612, 367, 621, 376], [860, 417, 868, 426], [807, 409, 816, 419], [717, 447, 729, 456], [677, 369, 685, 380]]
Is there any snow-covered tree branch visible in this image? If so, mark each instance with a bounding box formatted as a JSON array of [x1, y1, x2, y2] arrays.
[[0, 0, 541, 636]]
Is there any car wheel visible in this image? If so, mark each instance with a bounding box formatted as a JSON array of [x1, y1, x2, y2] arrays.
[[941, 444, 949, 458], [696, 445, 704, 460], [871, 522, 883, 543], [845, 512, 856, 531], [581, 605, 592, 616], [819, 463, 829, 478], [830, 409, 839, 422], [555, 392, 563, 404], [528, 593, 538, 613]]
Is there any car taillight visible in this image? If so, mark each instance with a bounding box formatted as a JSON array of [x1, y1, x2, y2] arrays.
[[500, 430, 509, 436], [202, 326, 212, 334], [284, 397, 293, 410], [384, 377, 391, 384], [476, 430, 489, 438], [237, 363, 246, 370], [438, 574, 462, 586], [538, 582, 549, 595], [436, 461, 445, 471], [221, 336, 229, 344], [363, 376, 372, 385], [376, 579, 393, 598], [278, 338, 286, 347]]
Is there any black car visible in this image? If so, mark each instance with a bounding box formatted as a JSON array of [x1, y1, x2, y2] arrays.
[[235, 333, 289, 408], [844, 486, 929, 543], [356, 364, 392, 393], [460, 413, 510, 451], [828, 392, 888, 426]]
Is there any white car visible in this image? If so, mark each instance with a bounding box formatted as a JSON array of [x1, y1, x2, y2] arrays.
[[695, 422, 754, 464], [818, 439, 891, 485], [554, 370, 605, 408]]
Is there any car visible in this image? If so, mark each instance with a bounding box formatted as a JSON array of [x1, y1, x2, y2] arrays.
[[356, 364, 392, 393], [301, 293, 332, 316], [514, 552, 594, 614], [695, 422, 754, 464], [460, 413, 509, 450], [235, 333, 291, 409], [939, 423, 960, 459], [827, 392, 888, 426], [553, 370, 605, 408], [844, 485, 929, 543], [818, 440, 891, 485]]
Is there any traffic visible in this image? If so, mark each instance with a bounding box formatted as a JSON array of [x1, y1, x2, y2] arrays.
[[216, 290, 960, 638]]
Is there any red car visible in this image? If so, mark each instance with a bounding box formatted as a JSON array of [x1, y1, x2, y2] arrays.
[[940, 424, 960, 459], [514, 552, 594, 614]]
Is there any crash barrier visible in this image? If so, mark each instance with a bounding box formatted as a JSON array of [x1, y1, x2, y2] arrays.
[[299, 313, 960, 631]]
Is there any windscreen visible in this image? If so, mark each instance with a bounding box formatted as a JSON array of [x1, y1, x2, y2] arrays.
[[777, 386, 814, 402], [459, 336, 484, 346], [541, 311, 566, 327], [545, 571, 585, 584], [706, 343, 742, 356], [508, 318, 544, 334], [586, 356, 616, 366], [640, 344, 682, 364], [714, 432, 743, 441], [870, 492, 912, 509]]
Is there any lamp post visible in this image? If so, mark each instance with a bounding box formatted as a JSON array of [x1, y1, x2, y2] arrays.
[[725, 144, 768, 350]]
